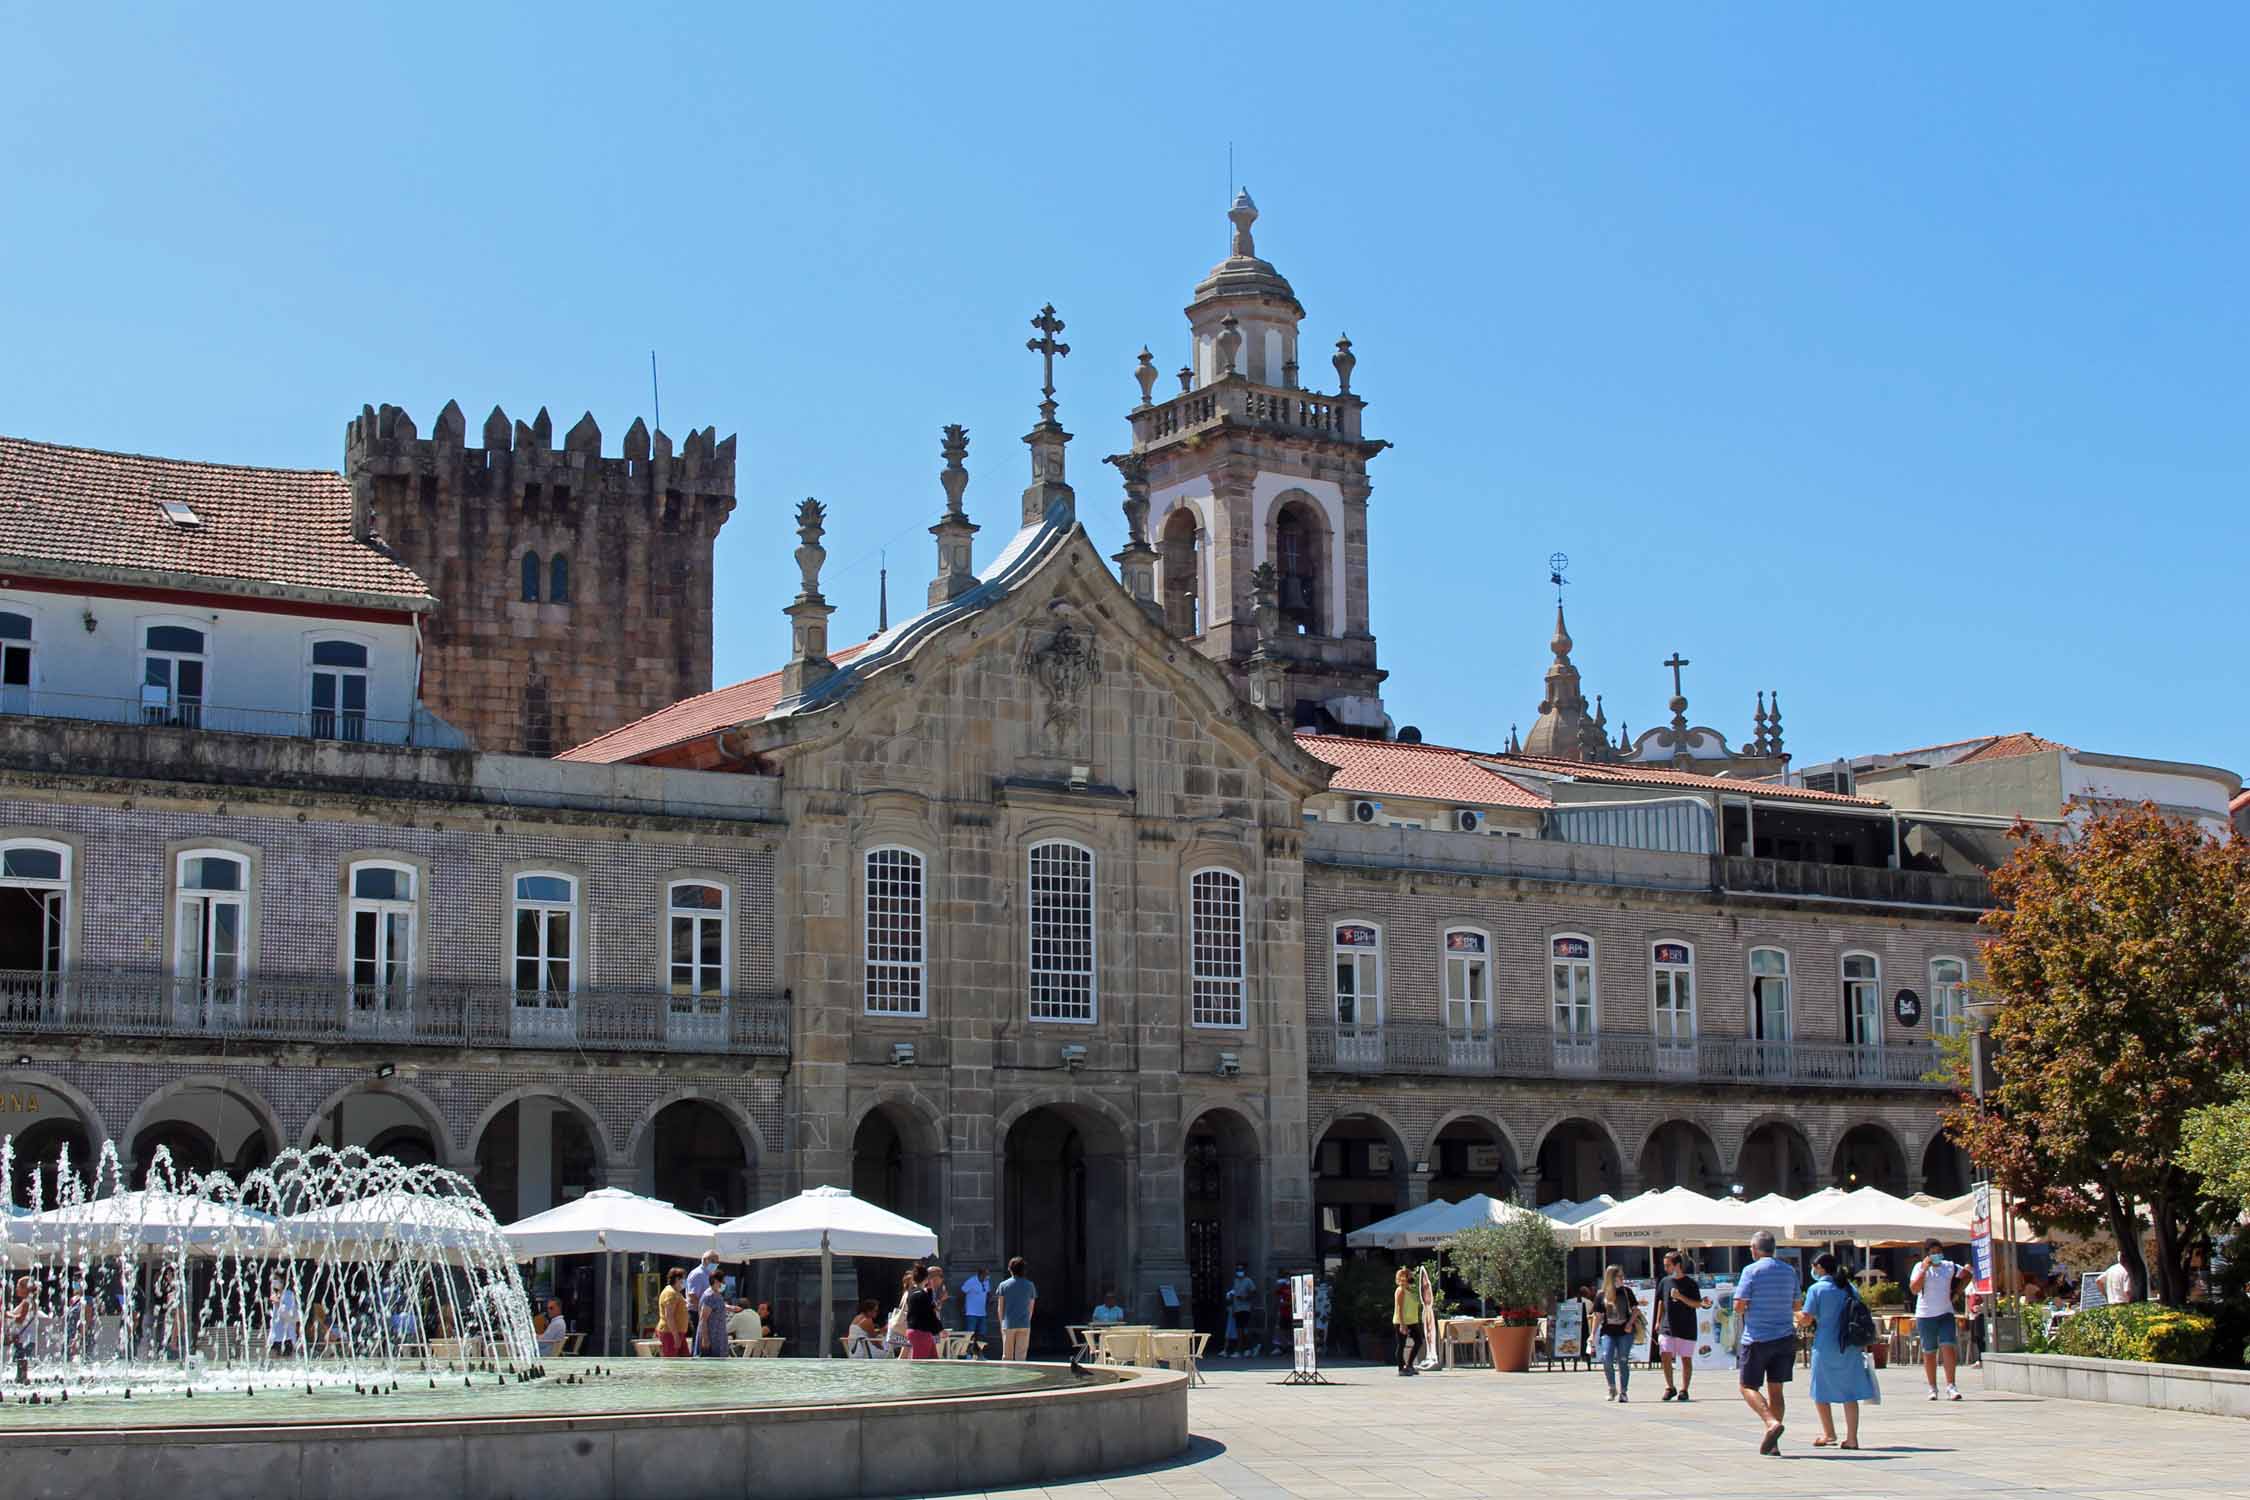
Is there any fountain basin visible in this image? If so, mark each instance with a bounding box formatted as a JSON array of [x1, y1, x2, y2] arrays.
[[0, 1357, 1189, 1499]]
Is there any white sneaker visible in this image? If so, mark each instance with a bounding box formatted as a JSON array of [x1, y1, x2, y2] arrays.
[[1947, 1385, 1962, 1401], [1926, 1387, 1941, 1400]]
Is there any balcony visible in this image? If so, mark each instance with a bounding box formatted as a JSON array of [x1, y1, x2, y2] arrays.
[[1305, 1021, 1944, 1090], [1718, 855, 1991, 910], [1128, 377, 1366, 450], [0, 690, 420, 746], [0, 971, 789, 1059]]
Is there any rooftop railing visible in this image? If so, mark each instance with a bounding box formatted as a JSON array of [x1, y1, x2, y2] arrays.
[[0, 691, 419, 746], [1129, 377, 1364, 447], [0, 971, 789, 1058], [1718, 855, 1992, 910], [1306, 1021, 1946, 1090]]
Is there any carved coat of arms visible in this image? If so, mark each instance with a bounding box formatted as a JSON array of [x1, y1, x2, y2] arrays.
[[1024, 622, 1096, 754]]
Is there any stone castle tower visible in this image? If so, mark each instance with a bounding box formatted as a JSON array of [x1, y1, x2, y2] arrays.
[[1108, 192, 1391, 737], [345, 401, 735, 755]]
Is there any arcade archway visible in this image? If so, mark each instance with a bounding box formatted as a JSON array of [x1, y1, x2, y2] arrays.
[[475, 1096, 600, 1223], [1183, 1107, 1262, 1338], [1739, 1121, 1817, 1198], [1312, 1113, 1408, 1271], [1002, 1103, 1130, 1352]]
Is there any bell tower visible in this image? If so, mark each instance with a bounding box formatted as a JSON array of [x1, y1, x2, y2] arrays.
[[1107, 192, 1390, 737]]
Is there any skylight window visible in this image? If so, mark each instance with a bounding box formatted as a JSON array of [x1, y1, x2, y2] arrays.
[[157, 498, 202, 528]]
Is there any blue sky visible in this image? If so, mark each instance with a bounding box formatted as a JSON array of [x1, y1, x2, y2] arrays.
[[4, 4, 2243, 772]]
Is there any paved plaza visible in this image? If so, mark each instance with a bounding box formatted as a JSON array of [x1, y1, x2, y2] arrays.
[[965, 1357, 2245, 1500]]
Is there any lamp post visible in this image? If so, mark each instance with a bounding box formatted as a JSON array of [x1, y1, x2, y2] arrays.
[[1965, 993, 2023, 1351]]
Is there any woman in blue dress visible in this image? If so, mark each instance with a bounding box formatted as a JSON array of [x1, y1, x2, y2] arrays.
[[1797, 1252, 1878, 1449]]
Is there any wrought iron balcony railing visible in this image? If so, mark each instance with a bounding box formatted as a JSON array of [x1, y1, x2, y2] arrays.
[[1306, 1021, 1945, 1090], [0, 971, 788, 1058]]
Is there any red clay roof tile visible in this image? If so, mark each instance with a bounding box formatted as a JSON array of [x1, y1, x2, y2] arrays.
[[1296, 734, 1549, 809], [556, 642, 872, 763]]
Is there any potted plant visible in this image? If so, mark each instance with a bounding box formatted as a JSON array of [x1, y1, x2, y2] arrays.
[[1444, 1212, 1567, 1373], [1331, 1256, 1399, 1363]]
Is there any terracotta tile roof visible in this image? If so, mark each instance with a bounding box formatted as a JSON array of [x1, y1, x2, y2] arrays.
[[557, 642, 872, 763], [0, 435, 430, 606], [1296, 734, 1549, 809], [1488, 751, 1890, 807], [1952, 732, 2071, 764], [2232, 789, 2250, 815]]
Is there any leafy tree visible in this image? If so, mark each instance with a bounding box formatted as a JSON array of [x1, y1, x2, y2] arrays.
[[2179, 1073, 2250, 1218], [1942, 804, 2250, 1306], [1443, 1211, 1568, 1324]]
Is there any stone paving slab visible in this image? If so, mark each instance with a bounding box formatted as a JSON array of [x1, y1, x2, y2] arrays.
[[942, 1356, 2247, 1500]]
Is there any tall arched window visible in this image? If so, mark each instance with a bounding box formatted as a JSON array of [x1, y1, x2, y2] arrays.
[[1333, 921, 1382, 1027], [1749, 947, 1791, 1043], [1189, 868, 1246, 1028], [0, 838, 69, 979], [1158, 509, 1203, 637], [142, 623, 206, 727], [1271, 496, 1330, 636], [347, 860, 416, 1031], [549, 554, 571, 604], [667, 881, 729, 997], [309, 639, 370, 741], [510, 873, 578, 1037], [864, 848, 926, 1016], [521, 551, 542, 603], [0, 610, 34, 714], [1027, 840, 1096, 1022], [1443, 928, 1490, 1033], [1930, 957, 1968, 1038], [174, 849, 248, 1023], [1842, 953, 1882, 1048]]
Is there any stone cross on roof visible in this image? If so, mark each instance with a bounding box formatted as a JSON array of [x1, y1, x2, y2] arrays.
[[1664, 652, 1691, 699], [1027, 304, 1070, 422]]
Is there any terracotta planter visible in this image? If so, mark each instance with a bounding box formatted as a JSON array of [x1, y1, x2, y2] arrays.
[[1484, 1322, 1535, 1372]]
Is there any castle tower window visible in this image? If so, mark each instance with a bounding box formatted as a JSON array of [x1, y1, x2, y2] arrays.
[[309, 639, 370, 741], [1189, 868, 1246, 1029], [1027, 840, 1096, 1023], [1930, 957, 1967, 1038], [0, 611, 33, 714], [1159, 509, 1203, 637], [1442, 928, 1490, 1034], [1333, 922, 1382, 1028], [510, 873, 578, 1039], [1749, 947, 1792, 1047], [346, 861, 416, 1032], [521, 551, 542, 603], [1271, 498, 1328, 636], [863, 847, 926, 1017], [668, 881, 729, 998], [1842, 952, 1882, 1050], [0, 838, 69, 982], [141, 624, 206, 728], [549, 554, 571, 604], [174, 850, 248, 1024]]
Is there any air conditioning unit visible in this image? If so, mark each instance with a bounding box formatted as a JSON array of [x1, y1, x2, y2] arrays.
[[1352, 799, 1381, 823], [1454, 809, 1483, 833]]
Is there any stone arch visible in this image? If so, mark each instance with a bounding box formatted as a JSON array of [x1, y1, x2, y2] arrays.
[[125, 1073, 286, 1181], [468, 1084, 618, 1167], [1311, 1109, 1412, 1270], [1529, 1114, 1626, 1205], [641, 1095, 758, 1219], [1920, 1124, 1973, 1198], [1182, 1103, 1265, 1335], [1421, 1110, 1521, 1204], [1180, 1092, 1269, 1160], [471, 1086, 609, 1225], [1419, 1109, 1523, 1173], [1638, 1118, 1725, 1195], [624, 1087, 766, 1167], [846, 1087, 948, 1160], [1265, 488, 1333, 637], [1732, 1114, 1819, 1198], [1, 1071, 110, 1203], [1831, 1119, 1911, 1194], [1158, 503, 1206, 637], [302, 1079, 456, 1158], [993, 1088, 1137, 1154], [0, 1070, 111, 1155], [999, 1092, 1137, 1352]]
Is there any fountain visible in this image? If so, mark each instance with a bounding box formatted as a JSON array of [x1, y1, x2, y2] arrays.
[[0, 1136, 1187, 1498]]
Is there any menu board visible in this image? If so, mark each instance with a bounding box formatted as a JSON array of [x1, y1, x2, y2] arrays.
[[1551, 1298, 1585, 1358]]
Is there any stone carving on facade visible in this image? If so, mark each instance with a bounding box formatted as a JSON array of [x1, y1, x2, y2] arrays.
[[1023, 613, 1098, 756]]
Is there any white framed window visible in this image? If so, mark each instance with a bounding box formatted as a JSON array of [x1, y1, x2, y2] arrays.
[[1027, 840, 1096, 1023], [863, 848, 926, 1016], [0, 610, 35, 714], [1551, 934, 1596, 1036], [0, 838, 69, 976], [1190, 868, 1246, 1028], [511, 872, 578, 1001], [1333, 921, 1382, 1026], [142, 623, 207, 727], [667, 881, 729, 998], [174, 850, 248, 1025], [1443, 928, 1490, 1032], [1651, 940, 1695, 1043], [1930, 957, 1967, 1038], [1842, 952, 1881, 1047], [309, 638, 370, 741], [346, 861, 415, 1030], [1749, 947, 1791, 1041]]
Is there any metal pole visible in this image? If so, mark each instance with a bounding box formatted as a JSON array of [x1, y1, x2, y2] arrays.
[[820, 1232, 835, 1360]]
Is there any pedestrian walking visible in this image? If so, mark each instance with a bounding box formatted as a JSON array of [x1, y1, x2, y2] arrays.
[[996, 1256, 1037, 1361], [1224, 1264, 1256, 1357], [656, 1267, 690, 1357], [1391, 1267, 1422, 1376], [1595, 1265, 1642, 1400], [1908, 1237, 1965, 1400], [904, 1263, 945, 1359], [958, 1268, 990, 1355], [267, 1272, 300, 1360], [683, 1251, 720, 1357], [882, 1267, 917, 1357], [695, 1271, 731, 1358], [1799, 1252, 1878, 1449], [1734, 1230, 1800, 1455], [1654, 1251, 1706, 1401]]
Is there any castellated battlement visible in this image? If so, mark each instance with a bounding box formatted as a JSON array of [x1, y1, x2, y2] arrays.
[[342, 400, 736, 758]]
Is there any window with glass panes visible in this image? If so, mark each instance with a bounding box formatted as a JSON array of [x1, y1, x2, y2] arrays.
[[1333, 923, 1381, 1025], [1842, 953, 1881, 1046], [668, 882, 727, 997], [143, 624, 206, 726], [512, 874, 576, 996], [1651, 941, 1694, 1042], [1750, 948, 1791, 1040], [1551, 935, 1595, 1035], [0, 840, 67, 975], [175, 851, 246, 986], [1028, 841, 1095, 1022], [348, 863, 415, 993], [864, 848, 925, 1016], [1443, 929, 1490, 1031], [0, 612, 33, 712], [1190, 869, 1245, 1027], [310, 640, 370, 740], [1930, 957, 1967, 1037]]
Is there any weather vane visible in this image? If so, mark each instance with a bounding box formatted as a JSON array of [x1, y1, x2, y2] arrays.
[[1548, 551, 1570, 605]]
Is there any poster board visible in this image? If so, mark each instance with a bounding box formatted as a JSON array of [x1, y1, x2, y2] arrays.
[[1288, 1273, 1320, 1379], [1550, 1298, 1585, 1359], [1635, 1275, 1738, 1371], [1970, 1184, 1995, 1297]]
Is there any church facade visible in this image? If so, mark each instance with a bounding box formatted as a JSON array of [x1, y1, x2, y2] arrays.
[[0, 195, 2003, 1350]]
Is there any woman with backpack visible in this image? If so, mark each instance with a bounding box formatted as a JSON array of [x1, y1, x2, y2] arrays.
[[1797, 1252, 1878, 1448]]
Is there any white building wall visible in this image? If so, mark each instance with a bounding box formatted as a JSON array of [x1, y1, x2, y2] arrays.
[[0, 587, 420, 737], [2063, 755, 2237, 838]]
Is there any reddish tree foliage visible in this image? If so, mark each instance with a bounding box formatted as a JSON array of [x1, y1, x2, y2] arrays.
[[1942, 803, 2250, 1305]]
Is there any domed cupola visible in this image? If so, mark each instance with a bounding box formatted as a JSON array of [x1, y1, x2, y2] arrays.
[[1187, 190, 1307, 388]]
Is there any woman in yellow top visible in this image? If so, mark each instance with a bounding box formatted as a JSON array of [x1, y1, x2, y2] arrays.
[[1392, 1267, 1423, 1377], [657, 1267, 691, 1357]]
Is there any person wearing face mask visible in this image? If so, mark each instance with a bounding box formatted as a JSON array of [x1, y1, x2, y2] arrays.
[[1224, 1264, 1257, 1357]]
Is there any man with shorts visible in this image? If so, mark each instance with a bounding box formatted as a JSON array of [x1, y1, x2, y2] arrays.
[[1654, 1251, 1706, 1400], [1909, 1237, 1964, 1400], [996, 1257, 1036, 1361], [1734, 1231, 1799, 1455]]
